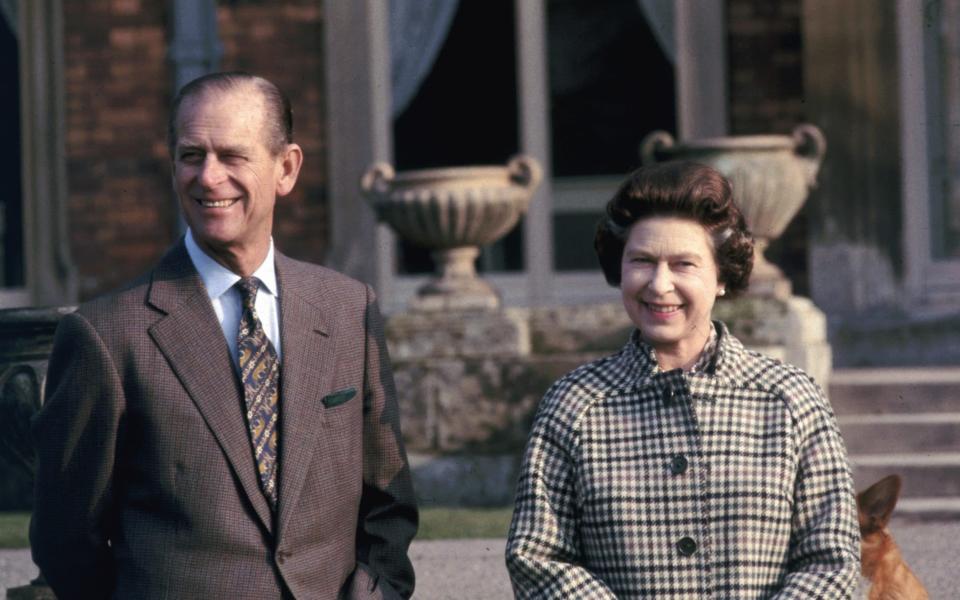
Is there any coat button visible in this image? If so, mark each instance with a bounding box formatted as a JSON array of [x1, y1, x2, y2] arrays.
[[677, 537, 697, 556], [670, 454, 688, 475], [663, 386, 675, 406], [276, 550, 288, 565]]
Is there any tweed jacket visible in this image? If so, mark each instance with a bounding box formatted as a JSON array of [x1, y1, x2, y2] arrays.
[[31, 241, 418, 599], [506, 322, 860, 599]]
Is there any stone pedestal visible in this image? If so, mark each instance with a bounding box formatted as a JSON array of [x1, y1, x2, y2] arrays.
[[713, 295, 832, 387], [386, 309, 556, 506]]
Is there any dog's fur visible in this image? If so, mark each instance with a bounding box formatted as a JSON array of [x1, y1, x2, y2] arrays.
[[857, 475, 928, 600]]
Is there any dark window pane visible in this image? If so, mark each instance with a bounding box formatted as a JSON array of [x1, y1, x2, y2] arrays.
[[393, 0, 518, 171], [553, 212, 602, 271], [548, 0, 676, 177], [1, 15, 23, 287]]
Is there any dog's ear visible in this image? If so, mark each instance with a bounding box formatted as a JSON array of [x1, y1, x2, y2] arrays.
[[857, 474, 902, 533]]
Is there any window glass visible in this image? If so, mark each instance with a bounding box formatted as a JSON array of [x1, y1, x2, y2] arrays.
[[548, 0, 675, 177], [1, 14, 23, 287], [547, 0, 674, 272]]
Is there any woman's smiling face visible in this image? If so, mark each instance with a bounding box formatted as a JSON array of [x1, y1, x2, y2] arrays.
[[620, 216, 724, 368]]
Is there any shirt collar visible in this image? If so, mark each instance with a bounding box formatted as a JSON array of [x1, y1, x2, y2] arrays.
[[184, 229, 279, 300], [633, 321, 719, 377], [626, 320, 724, 382]]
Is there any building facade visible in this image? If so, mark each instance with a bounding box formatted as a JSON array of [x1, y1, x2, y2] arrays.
[[2, 0, 958, 365]]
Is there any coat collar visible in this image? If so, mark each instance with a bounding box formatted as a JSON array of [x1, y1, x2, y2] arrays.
[[616, 320, 754, 400]]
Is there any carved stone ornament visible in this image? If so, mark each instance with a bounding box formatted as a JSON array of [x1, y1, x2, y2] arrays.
[[640, 125, 827, 298], [361, 155, 543, 311]]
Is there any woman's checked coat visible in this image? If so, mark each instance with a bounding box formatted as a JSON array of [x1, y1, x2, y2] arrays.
[[506, 322, 860, 599]]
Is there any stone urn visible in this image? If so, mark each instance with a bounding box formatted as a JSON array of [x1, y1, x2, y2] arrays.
[[361, 155, 542, 311], [640, 124, 826, 298]]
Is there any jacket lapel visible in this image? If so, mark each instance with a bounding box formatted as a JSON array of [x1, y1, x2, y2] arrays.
[[146, 241, 274, 534], [273, 253, 335, 541]]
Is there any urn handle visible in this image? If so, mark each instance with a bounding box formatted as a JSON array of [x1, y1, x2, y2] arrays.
[[639, 130, 676, 165], [507, 155, 543, 190], [360, 162, 396, 197], [792, 124, 827, 188]]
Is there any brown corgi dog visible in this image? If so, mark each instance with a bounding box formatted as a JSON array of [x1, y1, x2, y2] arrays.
[[857, 474, 928, 600]]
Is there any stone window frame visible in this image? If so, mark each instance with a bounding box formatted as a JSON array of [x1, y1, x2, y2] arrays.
[[323, 0, 727, 313], [899, 0, 960, 305], [0, 0, 76, 309]]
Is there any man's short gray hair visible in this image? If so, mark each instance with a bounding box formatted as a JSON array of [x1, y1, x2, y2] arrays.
[[167, 71, 293, 157]]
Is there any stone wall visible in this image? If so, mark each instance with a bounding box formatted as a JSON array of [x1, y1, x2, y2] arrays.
[[64, 0, 175, 299], [726, 0, 805, 135], [217, 1, 329, 267]]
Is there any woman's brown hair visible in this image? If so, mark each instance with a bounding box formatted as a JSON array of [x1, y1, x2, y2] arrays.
[[594, 161, 754, 295]]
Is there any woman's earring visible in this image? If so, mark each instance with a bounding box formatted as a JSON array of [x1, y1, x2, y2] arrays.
[[717, 288, 726, 297]]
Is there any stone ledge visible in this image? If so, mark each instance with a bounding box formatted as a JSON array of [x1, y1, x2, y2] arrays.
[[386, 309, 530, 359]]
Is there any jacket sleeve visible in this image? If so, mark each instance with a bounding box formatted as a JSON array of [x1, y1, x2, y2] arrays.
[[505, 386, 617, 599], [30, 312, 122, 600], [772, 375, 860, 599], [351, 285, 418, 599]]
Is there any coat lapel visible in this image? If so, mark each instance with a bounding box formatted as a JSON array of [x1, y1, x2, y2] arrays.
[[273, 253, 335, 541], [146, 241, 274, 534]]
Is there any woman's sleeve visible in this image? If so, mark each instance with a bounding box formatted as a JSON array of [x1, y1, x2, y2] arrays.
[[773, 374, 861, 599], [504, 385, 616, 600]]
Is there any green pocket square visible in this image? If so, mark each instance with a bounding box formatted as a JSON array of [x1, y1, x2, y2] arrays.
[[322, 387, 357, 408]]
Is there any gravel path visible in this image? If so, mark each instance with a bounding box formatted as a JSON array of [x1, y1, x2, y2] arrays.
[[3, 519, 956, 598]]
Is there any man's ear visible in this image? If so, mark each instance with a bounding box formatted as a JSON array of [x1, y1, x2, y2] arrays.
[[276, 143, 303, 197]]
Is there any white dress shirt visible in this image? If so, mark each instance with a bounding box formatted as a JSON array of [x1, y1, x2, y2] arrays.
[[184, 229, 282, 370]]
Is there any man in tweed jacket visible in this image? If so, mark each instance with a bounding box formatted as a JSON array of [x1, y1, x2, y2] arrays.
[[507, 162, 859, 598], [31, 73, 417, 599]]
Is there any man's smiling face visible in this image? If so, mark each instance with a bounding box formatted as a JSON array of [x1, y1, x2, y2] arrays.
[[620, 215, 723, 366], [172, 85, 286, 271]]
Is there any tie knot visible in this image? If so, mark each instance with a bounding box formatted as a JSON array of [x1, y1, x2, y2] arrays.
[[236, 277, 259, 309]]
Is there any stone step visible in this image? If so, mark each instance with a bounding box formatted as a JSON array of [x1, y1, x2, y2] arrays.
[[893, 497, 960, 520], [838, 413, 960, 454], [828, 368, 960, 414], [851, 453, 960, 499]]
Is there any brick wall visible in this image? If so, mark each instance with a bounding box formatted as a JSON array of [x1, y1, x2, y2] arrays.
[[726, 0, 809, 295], [217, 1, 328, 268], [726, 0, 805, 135], [64, 0, 328, 300], [64, 0, 174, 299]]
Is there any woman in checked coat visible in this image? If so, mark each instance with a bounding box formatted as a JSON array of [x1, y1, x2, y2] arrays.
[[506, 161, 860, 599]]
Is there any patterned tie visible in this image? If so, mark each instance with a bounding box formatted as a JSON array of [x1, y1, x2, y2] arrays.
[[236, 277, 280, 510]]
